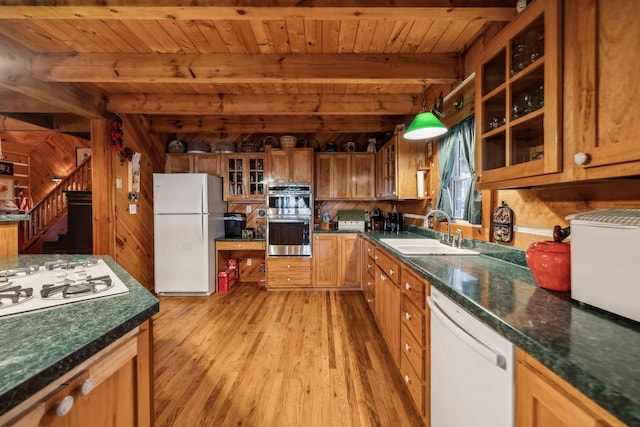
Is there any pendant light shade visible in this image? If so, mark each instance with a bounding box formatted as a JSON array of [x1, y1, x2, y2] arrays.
[[404, 112, 448, 140], [404, 80, 448, 140]]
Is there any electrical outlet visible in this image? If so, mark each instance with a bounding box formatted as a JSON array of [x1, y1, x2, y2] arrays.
[[129, 204, 137, 214], [247, 258, 252, 266], [116, 178, 123, 189], [246, 205, 252, 213]]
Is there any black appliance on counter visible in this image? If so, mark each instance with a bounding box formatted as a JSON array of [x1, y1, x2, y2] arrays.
[[224, 213, 246, 238]]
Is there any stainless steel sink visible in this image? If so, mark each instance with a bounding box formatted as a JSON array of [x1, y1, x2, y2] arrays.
[[379, 238, 479, 256]]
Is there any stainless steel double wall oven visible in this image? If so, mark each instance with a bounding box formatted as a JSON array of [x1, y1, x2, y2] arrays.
[[266, 183, 312, 257]]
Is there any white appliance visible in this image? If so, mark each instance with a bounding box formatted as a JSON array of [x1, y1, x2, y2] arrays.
[[153, 173, 224, 295], [427, 287, 515, 427], [0, 258, 129, 317], [568, 209, 640, 322]]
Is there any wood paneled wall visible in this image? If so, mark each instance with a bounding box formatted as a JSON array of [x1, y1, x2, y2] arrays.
[[112, 114, 166, 290]]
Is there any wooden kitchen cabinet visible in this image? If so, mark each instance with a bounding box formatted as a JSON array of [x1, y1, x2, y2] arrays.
[[516, 348, 624, 427], [361, 238, 376, 311], [566, 0, 640, 180], [399, 266, 430, 423], [194, 154, 222, 175], [312, 233, 360, 288], [475, 0, 562, 187], [1, 321, 153, 427], [223, 154, 265, 201], [315, 153, 375, 200], [165, 153, 194, 173], [266, 257, 311, 288], [376, 125, 426, 200], [264, 147, 314, 184], [373, 248, 401, 367]]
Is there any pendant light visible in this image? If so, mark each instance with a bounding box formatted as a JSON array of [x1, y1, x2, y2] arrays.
[[404, 81, 448, 140]]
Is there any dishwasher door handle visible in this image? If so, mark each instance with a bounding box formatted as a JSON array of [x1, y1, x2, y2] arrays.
[[427, 296, 507, 370]]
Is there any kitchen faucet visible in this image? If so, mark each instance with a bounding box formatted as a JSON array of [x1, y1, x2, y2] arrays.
[[425, 209, 453, 245]]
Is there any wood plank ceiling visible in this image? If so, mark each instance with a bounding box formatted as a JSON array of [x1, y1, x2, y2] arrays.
[[0, 1, 516, 152]]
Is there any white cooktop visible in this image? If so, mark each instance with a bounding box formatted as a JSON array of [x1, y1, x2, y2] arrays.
[[0, 258, 129, 317]]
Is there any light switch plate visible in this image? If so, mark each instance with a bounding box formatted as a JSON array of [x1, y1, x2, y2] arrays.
[[246, 205, 252, 213], [116, 178, 123, 189], [129, 204, 137, 214]]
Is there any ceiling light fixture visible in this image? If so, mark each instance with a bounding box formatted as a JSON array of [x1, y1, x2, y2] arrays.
[[404, 81, 448, 140]]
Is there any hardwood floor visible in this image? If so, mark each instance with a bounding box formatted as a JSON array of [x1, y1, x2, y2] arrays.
[[153, 283, 424, 427]]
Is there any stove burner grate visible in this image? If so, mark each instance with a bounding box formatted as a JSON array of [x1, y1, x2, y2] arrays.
[[41, 276, 113, 299], [0, 286, 34, 309]]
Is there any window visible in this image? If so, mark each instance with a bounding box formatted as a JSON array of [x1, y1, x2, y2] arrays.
[[448, 137, 472, 219], [436, 115, 481, 224]]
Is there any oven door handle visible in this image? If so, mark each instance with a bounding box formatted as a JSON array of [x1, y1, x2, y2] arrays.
[[267, 218, 310, 223]]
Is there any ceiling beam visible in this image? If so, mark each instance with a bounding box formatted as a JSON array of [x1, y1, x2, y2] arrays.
[[0, 35, 107, 119], [149, 115, 401, 133], [0, 3, 517, 22], [108, 93, 420, 115], [34, 53, 460, 85]]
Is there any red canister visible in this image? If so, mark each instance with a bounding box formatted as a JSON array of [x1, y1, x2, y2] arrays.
[[526, 233, 571, 292]]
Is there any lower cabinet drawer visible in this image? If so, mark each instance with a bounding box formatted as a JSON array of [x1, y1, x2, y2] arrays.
[[401, 351, 425, 417], [401, 322, 425, 379], [363, 289, 375, 312], [267, 258, 311, 287], [401, 298, 425, 346]]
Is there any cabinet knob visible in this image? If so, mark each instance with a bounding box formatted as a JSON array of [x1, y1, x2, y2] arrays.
[[405, 312, 412, 320], [404, 375, 411, 384], [389, 269, 395, 276], [374, 255, 379, 260], [405, 343, 412, 352], [380, 274, 387, 281], [405, 282, 412, 290], [78, 378, 94, 396], [287, 277, 291, 282], [56, 395, 74, 417], [367, 281, 373, 287], [367, 298, 373, 304], [574, 152, 590, 165]]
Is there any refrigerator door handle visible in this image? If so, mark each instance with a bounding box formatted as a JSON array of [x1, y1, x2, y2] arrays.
[[201, 214, 206, 243]]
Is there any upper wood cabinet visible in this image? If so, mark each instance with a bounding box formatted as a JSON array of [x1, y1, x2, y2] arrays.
[[264, 147, 314, 184], [315, 152, 375, 200], [165, 154, 194, 173], [376, 125, 426, 200], [475, 0, 562, 187], [223, 154, 265, 202], [567, 0, 640, 180]]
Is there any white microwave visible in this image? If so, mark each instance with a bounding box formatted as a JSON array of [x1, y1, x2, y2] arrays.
[[569, 209, 640, 323]]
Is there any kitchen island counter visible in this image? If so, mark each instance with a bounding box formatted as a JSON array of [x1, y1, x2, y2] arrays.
[[365, 229, 640, 426], [0, 214, 29, 258], [0, 254, 159, 419]]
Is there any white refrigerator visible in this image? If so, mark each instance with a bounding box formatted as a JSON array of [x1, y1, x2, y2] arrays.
[[153, 173, 225, 295]]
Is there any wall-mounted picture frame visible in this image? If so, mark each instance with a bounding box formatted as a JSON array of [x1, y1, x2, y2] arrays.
[[427, 140, 434, 159], [0, 161, 14, 176], [76, 147, 91, 166]]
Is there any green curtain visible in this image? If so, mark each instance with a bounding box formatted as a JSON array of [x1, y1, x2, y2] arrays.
[[436, 115, 481, 224], [459, 115, 482, 224], [435, 126, 457, 219]]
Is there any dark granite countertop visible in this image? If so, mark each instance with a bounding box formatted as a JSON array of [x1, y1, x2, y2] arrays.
[[0, 255, 159, 417], [0, 214, 29, 222], [364, 228, 640, 426]]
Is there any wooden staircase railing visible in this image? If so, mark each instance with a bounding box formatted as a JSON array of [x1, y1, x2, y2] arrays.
[[19, 159, 92, 252]]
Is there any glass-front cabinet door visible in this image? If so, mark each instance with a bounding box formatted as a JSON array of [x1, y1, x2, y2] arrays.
[[224, 154, 265, 201], [476, 0, 561, 188]]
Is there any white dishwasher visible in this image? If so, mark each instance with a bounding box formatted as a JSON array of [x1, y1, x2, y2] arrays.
[[428, 287, 515, 427]]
